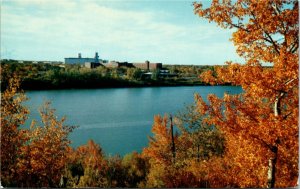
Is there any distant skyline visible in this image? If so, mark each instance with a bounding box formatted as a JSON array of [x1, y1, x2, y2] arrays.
[[1, 0, 244, 65]]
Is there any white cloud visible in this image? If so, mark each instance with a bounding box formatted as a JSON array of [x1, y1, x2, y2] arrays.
[[1, 0, 241, 64]]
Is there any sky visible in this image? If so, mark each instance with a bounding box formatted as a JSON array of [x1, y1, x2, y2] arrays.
[[1, 0, 244, 65]]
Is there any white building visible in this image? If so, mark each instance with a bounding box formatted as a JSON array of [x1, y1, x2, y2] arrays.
[[65, 52, 106, 64]]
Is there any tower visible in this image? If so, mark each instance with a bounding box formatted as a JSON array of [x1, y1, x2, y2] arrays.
[[145, 60, 150, 70], [78, 53, 82, 58], [95, 52, 99, 63]]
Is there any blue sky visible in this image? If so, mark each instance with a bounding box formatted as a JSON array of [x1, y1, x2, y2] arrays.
[[1, 0, 243, 65]]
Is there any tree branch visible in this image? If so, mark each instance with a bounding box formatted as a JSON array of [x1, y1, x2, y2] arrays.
[[290, 38, 299, 53], [230, 23, 250, 32], [283, 112, 293, 120], [249, 10, 280, 54], [250, 134, 273, 151]]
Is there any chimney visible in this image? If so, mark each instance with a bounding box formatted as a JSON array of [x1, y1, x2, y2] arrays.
[[145, 60, 150, 70], [78, 53, 82, 58]]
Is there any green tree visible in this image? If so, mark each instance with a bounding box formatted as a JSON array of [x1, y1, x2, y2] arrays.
[[126, 68, 142, 80], [175, 100, 225, 162], [121, 152, 149, 187], [151, 69, 160, 80]]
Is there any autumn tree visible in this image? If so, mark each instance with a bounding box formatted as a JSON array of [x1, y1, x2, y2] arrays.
[[121, 152, 149, 187], [0, 76, 29, 186], [143, 115, 180, 187], [143, 113, 223, 187], [66, 140, 108, 187], [174, 101, 226, 187], [1, 76, 76, 187], [17, 102, 76, 187], [194, 0, 298, 187], [175, 103, 225, 162], [68, 144, 149, 188]]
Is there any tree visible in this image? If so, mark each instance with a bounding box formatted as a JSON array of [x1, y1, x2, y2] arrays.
[[142, 115, 180, 187], [151, 69, 160, 80], [17, 102, 76, 187], [173, 101, 226, 188], [121, 152, 149, 187], [142, 113, 218, 188], [126, 68, 142, 80], [1, 76, 76, 187], [175, 102, 225, 162], [0, 76, 29, 186], [194, 0, 298, 187], [106, 155, 127, 187], [69, 140, 108, 188]]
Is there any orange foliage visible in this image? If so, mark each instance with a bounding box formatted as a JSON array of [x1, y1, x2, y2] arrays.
[[142, 115, 184, 187], [66, 140, 108, 187], [143, 115, 177, 166], [1, 77, 75, 187], [0, 76, 29, 186], [194, 0, 298, 187], [75, 140, 105, 170], [142, 114, 217, 187], [17, 102, 75, 187]]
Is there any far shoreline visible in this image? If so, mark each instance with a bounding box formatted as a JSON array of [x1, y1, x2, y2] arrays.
[[22, 83, 236, 91]]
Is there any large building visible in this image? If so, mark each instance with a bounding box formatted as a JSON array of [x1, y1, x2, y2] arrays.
[[104, 60, 162, 70], [66, 52, 162, 70], [65, 52, 108, 64], [132, 61, 162, 70]]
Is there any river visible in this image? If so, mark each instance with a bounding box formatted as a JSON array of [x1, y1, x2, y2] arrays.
[[24, 86, 242, 156]]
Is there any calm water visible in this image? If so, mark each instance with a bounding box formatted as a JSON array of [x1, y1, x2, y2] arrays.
[[24, 86, 242, 156]]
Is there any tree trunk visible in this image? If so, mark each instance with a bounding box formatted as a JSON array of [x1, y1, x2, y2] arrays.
[[268, 92, 282, 188], [267, 148, 278, 188], [274, 92, 284, 117]]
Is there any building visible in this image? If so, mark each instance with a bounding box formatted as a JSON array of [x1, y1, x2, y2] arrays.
[[133, 61, 162, 70], [84, 62, 102, 69], [65, 52, 163, 71], [65, 52, 108, 64], [104, 61, 119, 68], [104, 61, 134, 68], [104, 60, 162, 70]]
